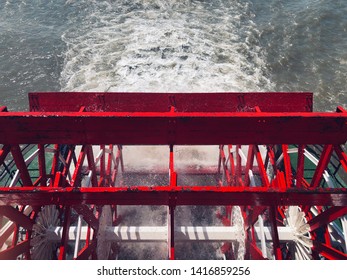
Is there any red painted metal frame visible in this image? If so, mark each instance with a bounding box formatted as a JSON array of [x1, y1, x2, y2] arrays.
[[29, 92, 313, 113], [308, 207, 347, 232], [0, 240, 30, 260], [0, 206, 33, 230], [0, 186, 346, 206], [1, 92, 347, 260], [0, 111, 346, 145]]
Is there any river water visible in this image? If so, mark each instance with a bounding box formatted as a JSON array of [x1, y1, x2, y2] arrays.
[[0, 0, 346, 259]]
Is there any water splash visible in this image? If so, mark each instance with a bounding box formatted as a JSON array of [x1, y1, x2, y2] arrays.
[[60, 0, 273, 92]]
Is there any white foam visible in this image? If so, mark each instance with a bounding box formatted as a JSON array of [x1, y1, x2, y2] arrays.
[[60, 0, 273, 92]]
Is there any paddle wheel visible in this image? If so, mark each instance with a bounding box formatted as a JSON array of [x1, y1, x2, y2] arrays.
[[0, 92, 346, 260]]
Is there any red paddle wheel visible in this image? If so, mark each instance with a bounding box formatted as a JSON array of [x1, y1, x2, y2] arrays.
[[0, 92, 346, 260]]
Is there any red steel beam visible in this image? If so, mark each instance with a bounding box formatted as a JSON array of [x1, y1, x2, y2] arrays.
[[10, 145, 33, 186], [308, 206, 347, 232], [310, 145, 334, 189], [71, 145, 87, 188], [99, 145, 106, 187], [334, 145, 347, 173], [0, 206, 34, 230], [219, 146, 231, 185], [86, 145, 98, 187], [0, 240, 30, 260], [296, 145, 305, 188], [254, 145, 270, 188], [227, 145, 236, 185], [73, 205, 98, 230], [236, 145, 242, 185], [106, 144, 113, 186], [111, 146, 122, 186], [248, 241, 267, 260], [75, 240, 97, 260], [312, 241, 347, 260], [50, 144, 60, 178], [0, 145, 11, 165], [58, 206, 72, 260], [29, 92, 313, 113], [244, 145, 255, 186], [269, 206, 282, 260], [245, 206, 267, 230], [62, 146, 75, 178], [37, 144, 47, 186], [0, 186, 346, 206], [0, 112, 346, 145], [168, 205, 175, 260], [282, 145, 292, 189], [267, 146, 277, 174]]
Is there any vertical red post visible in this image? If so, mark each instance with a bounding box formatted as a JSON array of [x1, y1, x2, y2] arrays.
[[254, 145, 270, 188], [168, 145, 176, 259], [282, 145, 292, 189], [218, 145, 222, 174], [220, 146, 231, 185], [99, 145, 106, 187], [71, 145, 86, 188], [296, 145, 305, 188], [62, 146, 75, 178], [37, 144, 47, 186], [169, 145, 176, 187], [269, 206, 282, 260], [58, 206, 72, 260], [228, 145, 236, 185], [105, 144, 113, 186], [51, 144, 60, 179], [236, 145, 242, 185], [244, 145, 255, 186], [11, 145, 32, 186], [86, 145, 98, 187], [334, 145, 347, 173], [168, 205, 175, 260], [267, 145, 277, 174]]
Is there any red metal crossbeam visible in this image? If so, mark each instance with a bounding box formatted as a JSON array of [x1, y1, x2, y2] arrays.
[[73, 205, 99, 230], [0, 206, 34, 230], [0, 240, 30, 260], [219, 146, 232, 185], [75, 240, 97, 260], [0, 186, 346, 206], [308, 206, 347, 232], [71, 145, 87, 188], [334, 145, 347, 173], [10, 145, 33, 186], [310, 145, 334, 189], [312, 241, 347, 260], [29, 92, 314, 113], [247, 241, 267, 260], [0, 145, 11, 165], [245, 206, 267, 230], [254, 145, 270, 188], [0, 112, 346, 145]]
